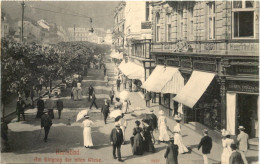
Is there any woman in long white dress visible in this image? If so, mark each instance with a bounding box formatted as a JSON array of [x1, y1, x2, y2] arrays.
[[82, 115, 94, 148], [77, 82, 82, 100], [158, 110, 170, 142], [221, 130, 234, 164], [173, 115, 189, 154]]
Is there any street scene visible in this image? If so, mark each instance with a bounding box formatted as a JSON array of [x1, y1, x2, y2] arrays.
[[1, 1, 259, 164]]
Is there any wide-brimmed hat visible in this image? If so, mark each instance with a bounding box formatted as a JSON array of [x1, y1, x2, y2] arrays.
[[203, 129, 209, 134], [115, 122, 120, 127], [84, 115, 89, 119], [174, 115, 182, 121], [238, 126, 245, 130], [223, 130, 231, 136], [158, 110, 164, 115]]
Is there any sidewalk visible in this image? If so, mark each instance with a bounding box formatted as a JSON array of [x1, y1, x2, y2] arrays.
[[107, 59, 259, 164]]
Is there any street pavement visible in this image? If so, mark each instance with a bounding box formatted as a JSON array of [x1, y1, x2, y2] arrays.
[[1, 57, 259, 164]]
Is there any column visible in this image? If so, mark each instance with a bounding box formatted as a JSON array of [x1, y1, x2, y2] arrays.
[[219, 77, 227, 130]]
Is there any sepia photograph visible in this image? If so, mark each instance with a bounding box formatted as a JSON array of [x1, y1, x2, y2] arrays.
[[1, 0, 259, 164]]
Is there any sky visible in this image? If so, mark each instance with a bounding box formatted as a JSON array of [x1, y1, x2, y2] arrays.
[[2, 1, 120, 30]]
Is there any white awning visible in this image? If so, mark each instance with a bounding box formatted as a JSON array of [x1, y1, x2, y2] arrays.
[[124, 62, 145, 82], [173, 71, 215, 108], [142, 65, 184, 93]]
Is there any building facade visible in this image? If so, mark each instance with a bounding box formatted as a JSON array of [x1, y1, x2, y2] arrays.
[[150, 1, 259, 138]]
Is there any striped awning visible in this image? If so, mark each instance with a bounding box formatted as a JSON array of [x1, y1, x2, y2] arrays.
[[119, 61, 145, 82], [173, 71, 215, 108], [141, 65, 184, 94]]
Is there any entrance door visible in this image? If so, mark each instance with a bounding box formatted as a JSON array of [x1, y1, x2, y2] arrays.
[[237, 94, 258, 138]]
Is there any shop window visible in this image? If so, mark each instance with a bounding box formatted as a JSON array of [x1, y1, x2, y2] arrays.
[[166, 14, 172, 42], [232, 1, 255, 38], [208, 2, 216, 40], [156, 13, 160, 42]]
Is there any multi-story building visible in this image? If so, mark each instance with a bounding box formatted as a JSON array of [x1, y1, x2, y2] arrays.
[[145, 1, 259, 140], [1, 14, 10, 38], [113, 2, 126, 52]]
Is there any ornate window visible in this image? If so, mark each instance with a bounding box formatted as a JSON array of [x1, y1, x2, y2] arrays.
[[188, 7, 194, 41], [166, 14, 172, 42], [208, 2, 216, 39], [156, 13, 160, 42], [232, 0, 255, 38]]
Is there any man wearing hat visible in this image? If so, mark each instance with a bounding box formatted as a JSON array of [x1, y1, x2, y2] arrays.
[[101, 99, 110, 124], [41, 110, 53, 142], [164, 137, 179, 164], [16, 96, 26, 122], [237, 126, 248, 164], [198, 129, 212, 164], [110, 122, 124, 162], [44, 94, 55, 119], [36, 96, 45, 118]]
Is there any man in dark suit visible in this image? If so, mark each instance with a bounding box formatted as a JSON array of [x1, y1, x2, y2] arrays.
[[229, 144, 244, 164], [164, 137, 178, 164], [16, 97, 26, 122], [56, 99, 63, 119], [144, 91, 151, 107], [89, 91, 98, 109], [41, 110, 53, 142], [36, 96, 45, 118], [110, 122, 124, 162], [101, 99, 110, 124], [88, 85, 94, 101], [198, 129, 212, 164], [116, 77, 121, 91]]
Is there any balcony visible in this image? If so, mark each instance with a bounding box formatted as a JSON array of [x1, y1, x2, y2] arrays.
[[151, 41, 193, 53]]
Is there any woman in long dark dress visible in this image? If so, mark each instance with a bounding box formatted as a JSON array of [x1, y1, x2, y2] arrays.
[[142, 120, 155, 153], [132, 121, 144, 155]]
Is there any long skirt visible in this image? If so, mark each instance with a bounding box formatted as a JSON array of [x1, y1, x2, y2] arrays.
[[73, 88, 78, 100], [83, 127, 93, 147], [132, 134, 143, 155], [174, 133, 188, 154], [77, 89, 82, 100], [159, 125, 170, 141], [221, 147, 232, 164]]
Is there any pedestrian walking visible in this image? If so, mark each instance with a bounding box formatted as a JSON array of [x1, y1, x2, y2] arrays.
[[41, 110, 53, 142], [221, 129, 234, 164], [56, 99, 63, 119], [118, 114, 127, 144], [122, 99, 131, 114], [44, 95, 55, 119], [30, 87, 35, 107], [88, 85, 94, 101], [104, 66, 107, 76], [122, 76, 127, 89], [77, 82, 82, 100], [101, 99, 110, 124], [16, 97, 26, 122], [114, 98, 123, 110], [131, 120, 144, 155], [173, 116, 189, 154], [72, 87, 77, 100], [116, 77, 121, 91], [229, 144, 244, 164], [151, 92, 156, 103], [89, 91, 98, 109], [110, 122, 124, 162], [198, 129, 212, 164], [164, 137, 179, 164], [144, 91, 151, 107], [36, 96, 45, 118], [109, 86, 115, 105], [158, 110, 170, 142], [237, 126, 249, 164], [128, 80, 132, 92], [104, 75, 109, 87], [142, 119, 155, 153], [82, 115, 94, 148]]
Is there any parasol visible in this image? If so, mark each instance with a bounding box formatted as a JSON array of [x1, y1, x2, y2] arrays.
[[76, 109, 89, 122], [110, 110, 122, 118], [120, 90, 129, 101], [138, 113, 158, 130]]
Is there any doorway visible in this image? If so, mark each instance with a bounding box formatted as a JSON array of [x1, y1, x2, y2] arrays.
[[237, 94, 258, 138]]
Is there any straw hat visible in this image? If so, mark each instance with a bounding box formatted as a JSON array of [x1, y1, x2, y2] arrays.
[[158, 110, 164, 115], [174, 115, 182, 121], [238, 126, 245, 130], [203, 129, 209, 134], [84, 115, 90, 119]]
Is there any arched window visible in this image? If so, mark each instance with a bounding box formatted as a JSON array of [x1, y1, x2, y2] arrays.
[[156, 13, 160, 42]]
